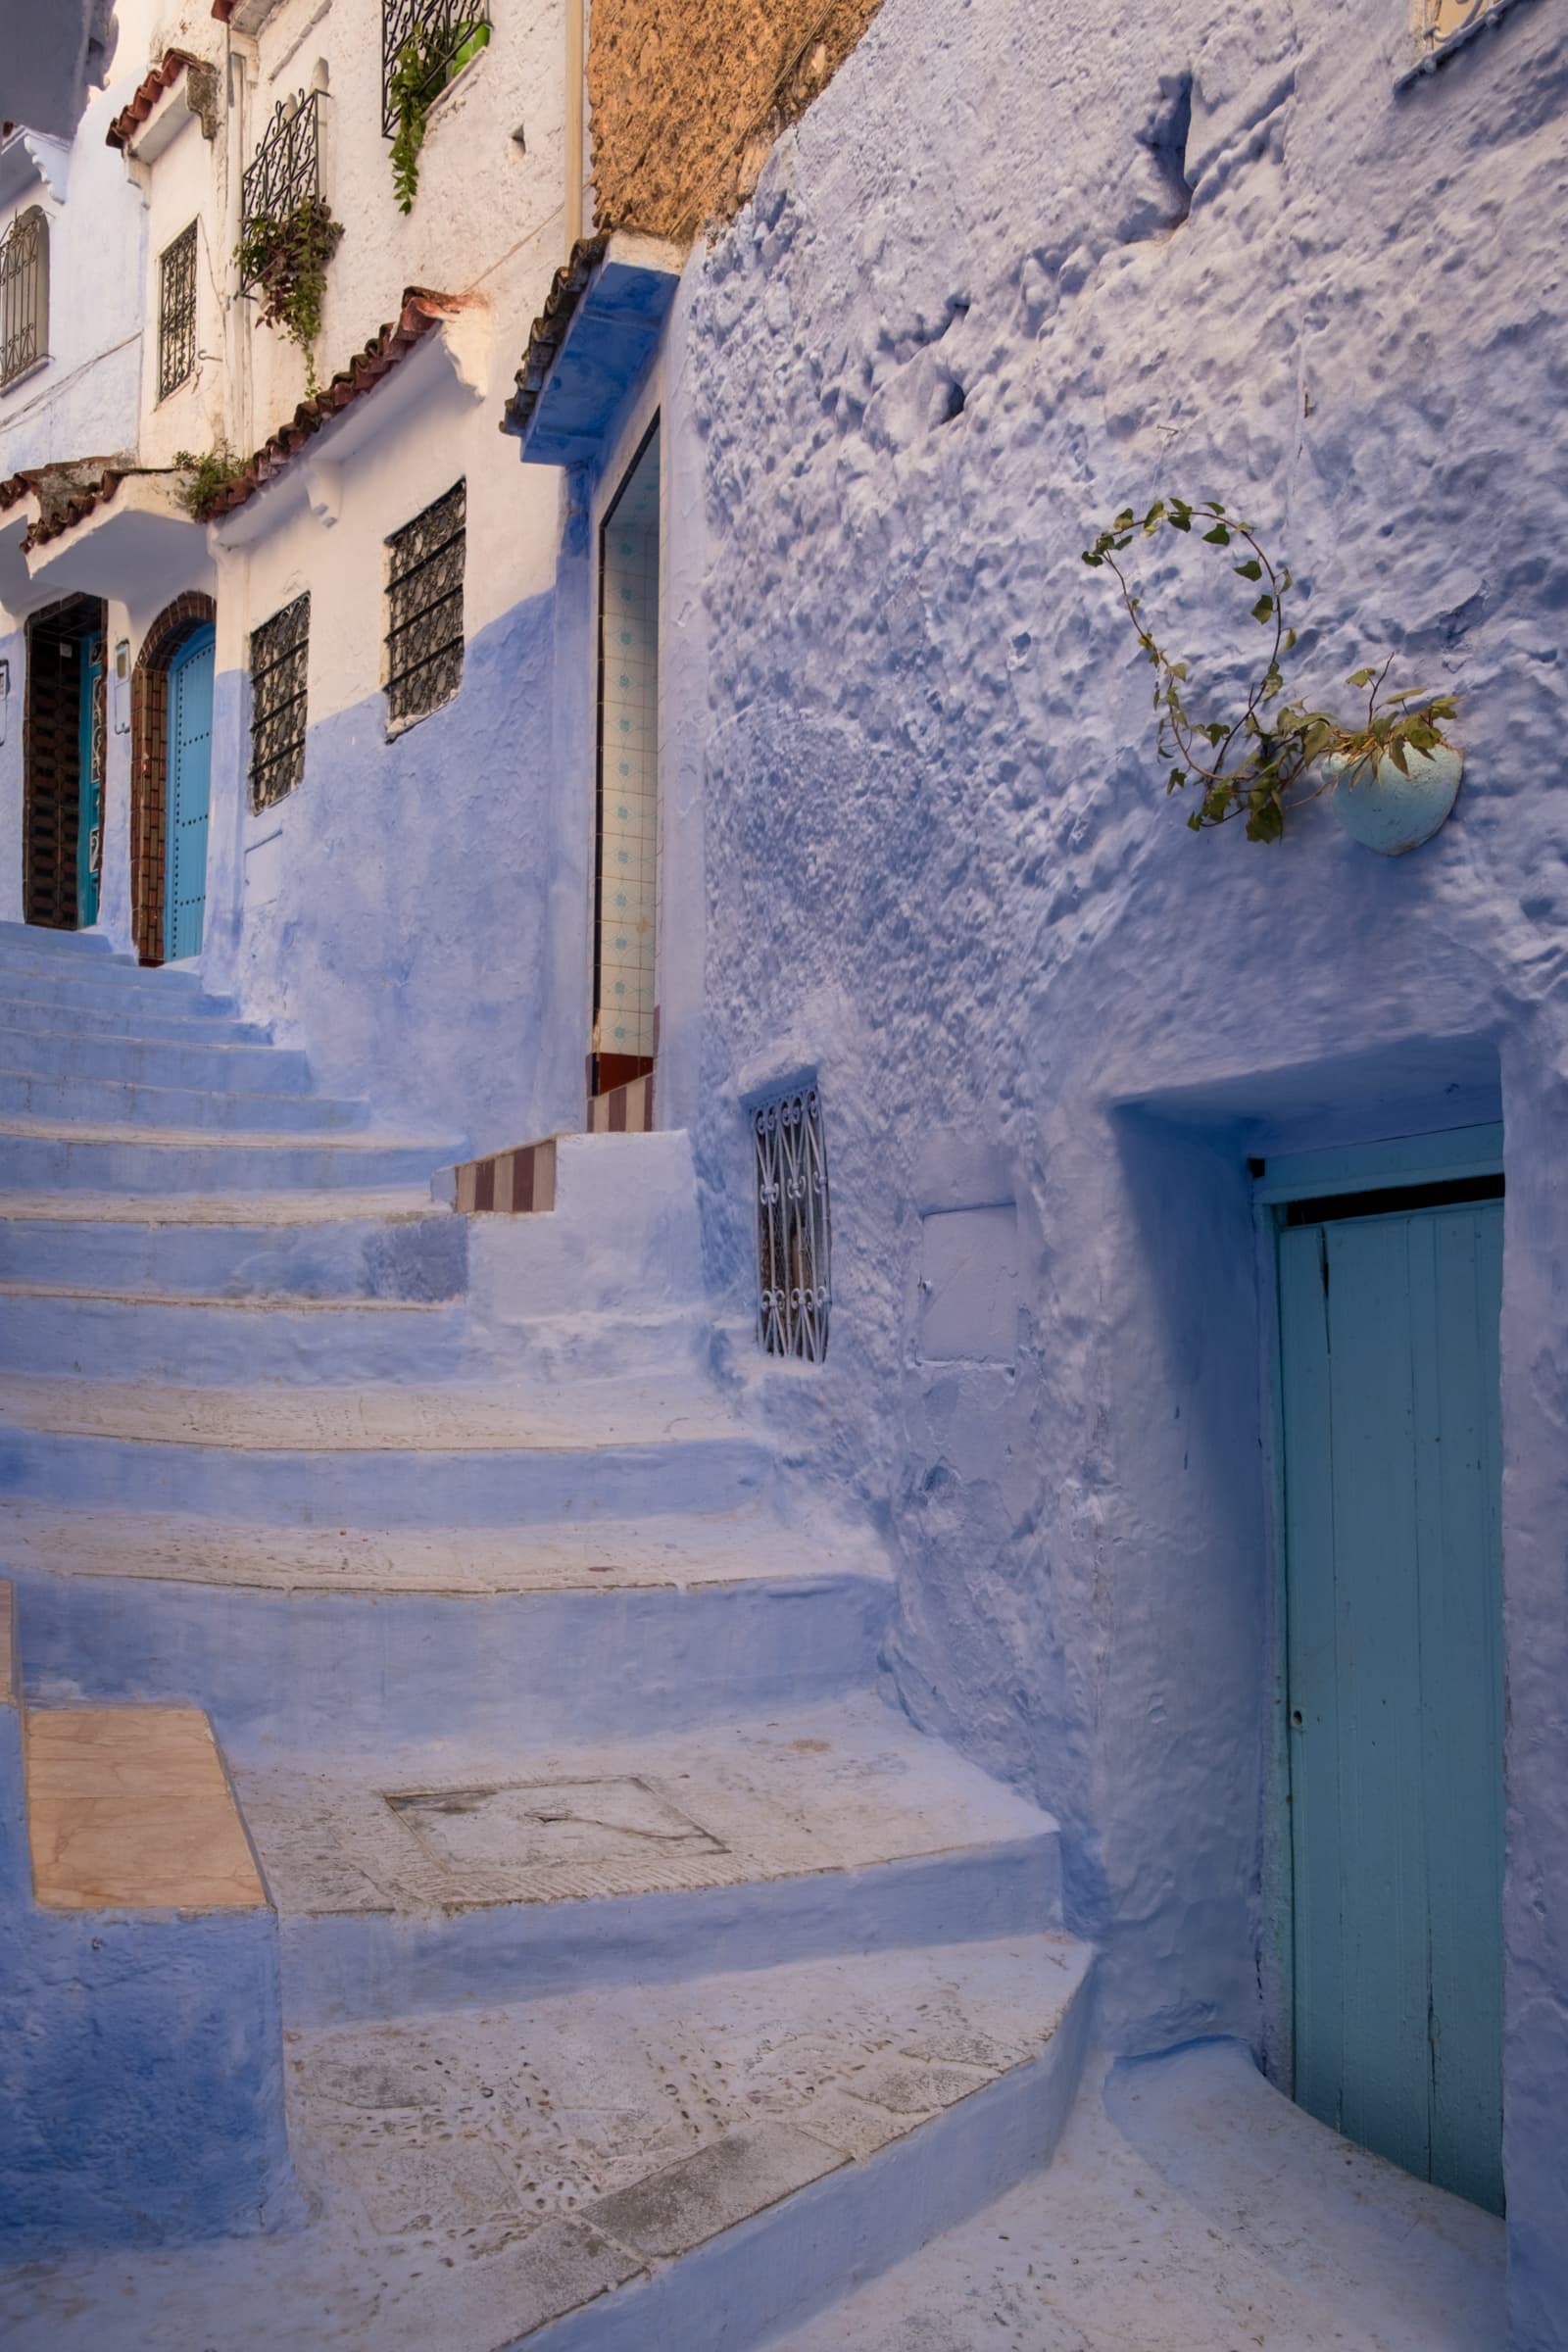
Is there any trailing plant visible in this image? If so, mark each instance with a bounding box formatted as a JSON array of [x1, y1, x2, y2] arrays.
[[1082, 497, 1458, 843], [172, 444, 246, 520], [389, 20, 489, 213], [234, 197, 344, 388]]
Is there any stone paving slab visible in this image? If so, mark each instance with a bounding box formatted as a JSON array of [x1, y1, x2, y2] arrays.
[[233, 1694, 1056, 1919], [26, 1705, 267, 1911], [0, 1936, 1090, 2349]]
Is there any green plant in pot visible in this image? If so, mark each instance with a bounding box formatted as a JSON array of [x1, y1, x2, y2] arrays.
[[234, 196, 344, 391], [389, 20, 490, 212], [1082, 497, 1461, 853]]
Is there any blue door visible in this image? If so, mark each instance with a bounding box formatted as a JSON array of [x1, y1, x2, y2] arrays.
[[75, 633, 105, 930], [165, 624, 215, 961], [1278, 1183, 1504, 2212]]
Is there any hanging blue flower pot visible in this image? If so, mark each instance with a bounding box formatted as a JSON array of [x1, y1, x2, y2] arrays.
[[1327, 741, 1463, 857]]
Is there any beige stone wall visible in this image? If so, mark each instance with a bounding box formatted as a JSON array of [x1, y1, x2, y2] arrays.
[[588, 0, 887, 240]]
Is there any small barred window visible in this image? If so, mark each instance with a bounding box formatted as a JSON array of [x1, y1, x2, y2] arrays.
[[250, 592, 310, 811], [0, 207, 49, 390], [158, 221, 198, 401], [754, 1084, 831, 1362], [385, 478, 465, 728]]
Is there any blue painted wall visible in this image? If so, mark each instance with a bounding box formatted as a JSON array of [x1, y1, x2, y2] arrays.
[[215, 589, 587, 1156], [669, 0, 1568, 2335]]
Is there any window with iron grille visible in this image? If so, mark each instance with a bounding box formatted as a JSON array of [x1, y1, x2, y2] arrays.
[[250, 593, 310, 811], [0, 207, 49, 390], [381, 0, 492, 137], [158, 221, 198, 400], [385, 479, 465, 727], [241, 90, 323, 264], [754, 1085, 831, 1362]]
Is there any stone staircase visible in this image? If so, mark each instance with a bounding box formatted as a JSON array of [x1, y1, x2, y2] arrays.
[[0, 924, 1092, 2349]]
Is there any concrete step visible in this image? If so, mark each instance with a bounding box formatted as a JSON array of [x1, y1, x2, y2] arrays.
[[0, 1116, 456, 1193], [2, 1499, 895, 1748], [0, 1283, 468, 1383], [0, 1190, 466, 1299], [5, 1691, 294, 2261], [0, 1373, 776, 1525], [0, 1019, 312, 1094], [0, 990, 270, 1047], [0, 921, 121, 958], [0, 1067, 369, 1133], [230, 1695, 1065, 2026], [0, 1936, 1094, 2350], [0, 960, 220, 1014]]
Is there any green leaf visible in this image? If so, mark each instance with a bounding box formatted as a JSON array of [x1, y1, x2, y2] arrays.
[[1142, 499, 1166, 534], [1233, 559, 1264, 581], [1251, 594, 1274, 624], [1167, 510, 1192, 530], [1347, 667, 1377, 688], [1167, 766, 1188, 793], [1113, 508, 1135, 530], [1386, 739, 1411, 777], [1283, 627, 1298, 652], [1201, 523, 1232, 545]]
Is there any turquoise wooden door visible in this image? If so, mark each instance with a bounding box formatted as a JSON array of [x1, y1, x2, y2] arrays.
[[165, 624, 215, 961], [75, 634, 104, 930], [1278, 1187, 1504, 2213]]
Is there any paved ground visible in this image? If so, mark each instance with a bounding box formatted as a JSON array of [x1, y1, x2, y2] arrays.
[[773, 2040, 1506, 2352]]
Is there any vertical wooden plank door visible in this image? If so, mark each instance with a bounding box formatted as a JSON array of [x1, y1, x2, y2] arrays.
[[165, 624, 215, 961], [1278, 1191, 1504, 2213], [75, 633, 104, 930]]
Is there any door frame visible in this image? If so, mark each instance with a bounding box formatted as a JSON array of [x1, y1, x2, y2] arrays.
[[129, 591, 216, 965], [1252, 1120, 1506, 2108]]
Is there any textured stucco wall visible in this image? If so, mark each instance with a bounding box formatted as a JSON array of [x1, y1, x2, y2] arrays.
[[672, 0, 1568, 2338], [588, 0, 887, 238]]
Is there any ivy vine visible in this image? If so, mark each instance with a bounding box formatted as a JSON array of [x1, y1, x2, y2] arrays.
[[1083, 497, 1458, 843], [390, 21, 489, 213], [234, 197, 344, 391]]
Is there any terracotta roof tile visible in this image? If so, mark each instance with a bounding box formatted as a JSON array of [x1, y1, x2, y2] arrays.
[[501, 232, 609, 440], [0, 473, 32, 512], [21, 291, 462, 555], [106, 49, 199, 151]]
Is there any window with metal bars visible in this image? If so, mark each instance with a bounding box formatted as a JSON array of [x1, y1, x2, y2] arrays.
[[381, 0, 492, 137], [385, 480, 465, 728], [0, 207, 49, 390], [249, 593, 310, 811], [754, 1084, 832, 1362], [158, 221, 198, 400], [241, 90, 323, 261]]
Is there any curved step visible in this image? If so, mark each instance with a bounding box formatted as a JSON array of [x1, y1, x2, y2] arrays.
[[0, 1374, 775, 1524], [0, 1117, 456, 1193], [232, 1695, 1064, 2026], [2, 1501, 894, 1747], [0, 1068, 369, 1133], [0, 1936, 1093, 2350], [0, 1192, 465, 1300]]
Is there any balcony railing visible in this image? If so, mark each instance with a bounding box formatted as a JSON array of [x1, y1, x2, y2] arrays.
[[240, 88, 322, 269], [0, 207, 48, 390], [381, 0, 490, 137]]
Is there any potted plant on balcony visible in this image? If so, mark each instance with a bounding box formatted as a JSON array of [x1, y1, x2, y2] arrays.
[[1082, 497, 1461, 852]]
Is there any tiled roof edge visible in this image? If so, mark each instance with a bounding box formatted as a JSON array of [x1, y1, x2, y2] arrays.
[[204, 287, 464, 521], [24, 470, 126, 550], [499, 232, 610, 441], [106, 48, 200, 151]]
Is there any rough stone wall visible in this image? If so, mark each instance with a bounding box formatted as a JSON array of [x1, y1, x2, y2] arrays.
[[672, 0, 1568, 2337], [588, 0, 888, 238]]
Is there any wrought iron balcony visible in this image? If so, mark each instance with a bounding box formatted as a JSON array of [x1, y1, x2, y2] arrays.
[[240, 87, 322, 269], [0, 207, 49, 390]]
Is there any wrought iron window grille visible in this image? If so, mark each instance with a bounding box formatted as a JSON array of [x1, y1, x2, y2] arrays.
[[249, 593, 311, 812], [381, 0, 492, 137], [0, 207, 49, 390], [158, 220, 198, 400], [241, 89, 323, 269], [754, 1084, 832, 1362], [385, 479, 466, 727]]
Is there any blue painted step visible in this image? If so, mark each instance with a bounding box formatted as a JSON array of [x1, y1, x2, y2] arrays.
[[0, 1070, 369, 1133], [0, 1021, 311, 1094], [0, 922, 122, 958], [0, 1289, 469, 1384], [0, 1123, 456, 1193], [0, 992, 271, 1047], [0, 1199, 465, 1299]]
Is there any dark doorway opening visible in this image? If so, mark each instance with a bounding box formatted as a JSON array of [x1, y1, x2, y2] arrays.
[[23, 594, 106, 931]]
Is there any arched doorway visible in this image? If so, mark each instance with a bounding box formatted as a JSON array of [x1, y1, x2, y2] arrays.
[[22, 594, 107, 932], [129, 591, 216, 964]]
